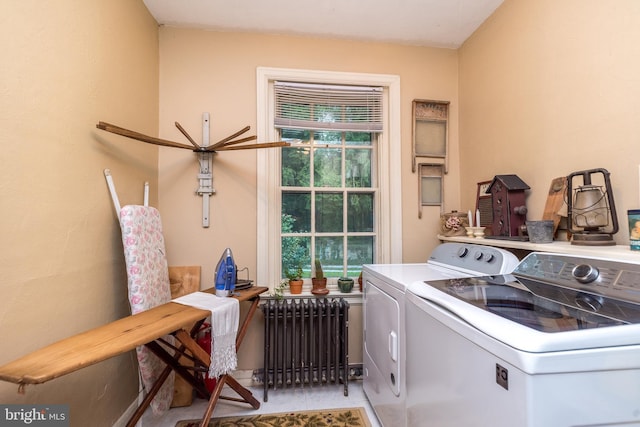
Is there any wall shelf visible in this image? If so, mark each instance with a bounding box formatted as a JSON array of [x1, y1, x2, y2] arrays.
[[438, 235, 640, 264]]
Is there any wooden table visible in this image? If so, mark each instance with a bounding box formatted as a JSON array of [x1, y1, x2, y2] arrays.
[[0, 286, 268, 427]]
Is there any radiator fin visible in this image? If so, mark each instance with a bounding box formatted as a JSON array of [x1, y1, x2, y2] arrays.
[[261, 297, 349, 401]]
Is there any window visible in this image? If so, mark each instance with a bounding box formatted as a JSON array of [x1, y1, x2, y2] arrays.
[[257, 68, 402, 290], [280, 127, 377, 279]]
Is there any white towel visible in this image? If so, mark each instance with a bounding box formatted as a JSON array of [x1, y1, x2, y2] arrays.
[[172, 292, 239, 378]]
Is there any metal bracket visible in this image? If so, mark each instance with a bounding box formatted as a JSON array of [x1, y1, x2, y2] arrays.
[[196, 112, 215, 227]]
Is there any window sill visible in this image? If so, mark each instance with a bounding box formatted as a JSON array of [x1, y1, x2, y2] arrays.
[[264, 289, 363, 303]]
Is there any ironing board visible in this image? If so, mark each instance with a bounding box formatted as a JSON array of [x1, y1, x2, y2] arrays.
[[111, 173, 265, 425], [105, 169, 176, 413], [120, 204, 175, 413], [0, 286, 268, 427], [0, 302, 210, 387], [103, 171, 262, 425]]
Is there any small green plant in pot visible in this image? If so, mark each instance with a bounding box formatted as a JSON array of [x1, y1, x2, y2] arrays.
[[272, 281, 287, 300], [311, 258, 329, 295], [285, 264, 304, 295]]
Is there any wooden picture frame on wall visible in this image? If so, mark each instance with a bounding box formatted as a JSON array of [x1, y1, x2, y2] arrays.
[[412, 99, 449, 173], [418, 163, 444, 218]]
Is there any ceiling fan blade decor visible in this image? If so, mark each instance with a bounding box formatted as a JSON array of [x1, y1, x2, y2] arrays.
[[96, 121, 194, 150], [174, 121, 201, 150]]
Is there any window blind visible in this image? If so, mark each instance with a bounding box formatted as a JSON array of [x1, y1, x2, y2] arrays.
[[274, 81, 383, 133]]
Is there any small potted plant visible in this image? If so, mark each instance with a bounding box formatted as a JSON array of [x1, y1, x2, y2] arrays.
[[337, 276, 354, 293], [272, 281, 287, 300], [311, 258, 329, 295], [284, 264, 304, 295]]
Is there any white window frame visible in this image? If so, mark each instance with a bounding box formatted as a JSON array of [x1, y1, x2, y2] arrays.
[[257, 67, 402, 287]]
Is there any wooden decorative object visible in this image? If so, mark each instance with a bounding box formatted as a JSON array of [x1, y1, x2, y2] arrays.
[[96, 118, 290, 228], [476, 181, 493, 232], [439, 211, 470, 237], [96, 121, 289, 153], [418, 163, 444, 218], [412, 100, 449, 173], [542, 176, 568, 235], [487, 175, 530, 237], [168, 266, 201, 408], [169, 266, 201, 299]]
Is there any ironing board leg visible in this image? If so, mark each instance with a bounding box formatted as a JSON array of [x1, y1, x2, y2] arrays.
[[145, 340, 210, 396], [235, 296, 260, 348], [199, 295, 263, 426], [126, 364, 172, 427], [127, 321, 210, 427], [198, 374, 260, 427], [225, 375, 260, 408], [199, 374, 226, 427]]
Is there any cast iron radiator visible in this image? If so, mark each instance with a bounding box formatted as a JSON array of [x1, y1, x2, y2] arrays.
[[261, 297, 349, 401]]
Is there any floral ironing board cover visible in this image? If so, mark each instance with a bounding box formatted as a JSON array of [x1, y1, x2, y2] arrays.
[[120, 205, 174, 414]]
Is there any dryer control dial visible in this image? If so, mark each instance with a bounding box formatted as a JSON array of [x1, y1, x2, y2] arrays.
[[457, 247, 469, 258], [572, 264, 600, 284]]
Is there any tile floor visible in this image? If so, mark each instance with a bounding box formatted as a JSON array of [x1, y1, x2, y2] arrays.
[[141, 380, 381, 427]]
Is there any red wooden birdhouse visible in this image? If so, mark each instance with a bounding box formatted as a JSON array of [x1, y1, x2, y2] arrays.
[[487, 175, 530, 237]]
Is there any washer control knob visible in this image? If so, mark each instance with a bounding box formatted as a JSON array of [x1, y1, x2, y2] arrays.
[[457, 247, 469, 258], [575, 292, 603, 312], [474, 251, 483, 260], [572, 264, 599, 283], [485, 253, 495, 263]]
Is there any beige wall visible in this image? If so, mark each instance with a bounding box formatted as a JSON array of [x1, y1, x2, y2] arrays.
[[0, 1, 159, 425], [459, 0, 640, 242], [6, 0, 639, 422], [157, 29, 461, 370], [158, 29, 461, 279]]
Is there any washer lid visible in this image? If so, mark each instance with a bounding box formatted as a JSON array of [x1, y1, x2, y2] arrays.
[[409, 276, 640, 353], [426, 275, 640, 332]]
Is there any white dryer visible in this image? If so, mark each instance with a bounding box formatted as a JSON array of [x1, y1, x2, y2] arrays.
[[362, 242, 519, 427]]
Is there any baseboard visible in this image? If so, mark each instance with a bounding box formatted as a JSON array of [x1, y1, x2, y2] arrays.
[[233, 369, 256, 387], [113, 397, 141, 427]]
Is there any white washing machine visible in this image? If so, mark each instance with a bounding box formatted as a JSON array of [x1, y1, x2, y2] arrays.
[[406, 251, 640, 427], [362, 242, 519, 427]]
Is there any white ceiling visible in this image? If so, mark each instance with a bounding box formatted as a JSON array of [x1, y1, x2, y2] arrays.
[[142, 0, 504, 49]]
